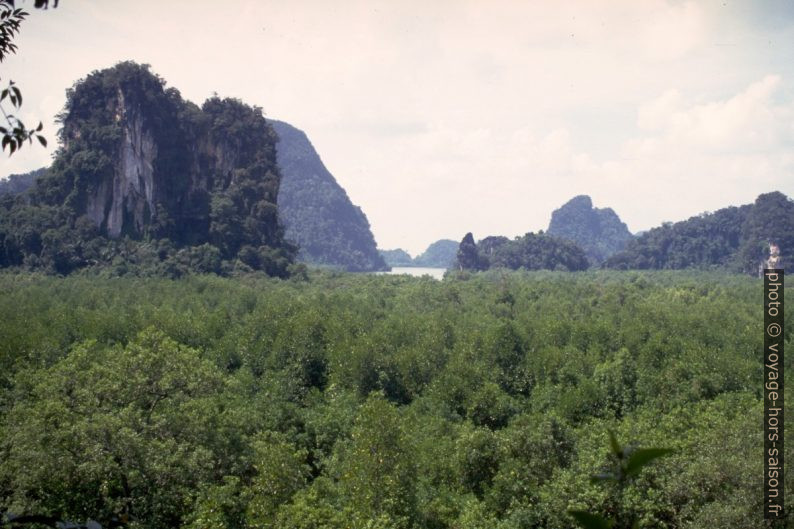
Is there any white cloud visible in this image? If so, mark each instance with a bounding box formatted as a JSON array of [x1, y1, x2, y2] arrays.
[[630, 75, 791, 155], [368, 74, 794, 250]]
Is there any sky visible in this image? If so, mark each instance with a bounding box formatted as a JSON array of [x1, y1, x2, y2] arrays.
[[2, 0, 793, 256]]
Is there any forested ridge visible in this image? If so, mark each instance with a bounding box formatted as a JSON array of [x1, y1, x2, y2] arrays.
[[449, 191, 792, 275], [0, 168, 44, 196], [3, 149, 791, 275], [605, 191, 794, 273], [0, 270, 788, 528]]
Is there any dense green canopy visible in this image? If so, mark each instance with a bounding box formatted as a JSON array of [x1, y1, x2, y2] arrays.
[[0, 269, 785, 528]]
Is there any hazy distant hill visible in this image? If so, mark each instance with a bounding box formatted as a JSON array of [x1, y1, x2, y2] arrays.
[[272, 120, 388, 272], [547, 195, 633, 264], [413, 239, 458, 268], [379, 239, 458, 268], [380, 248, 414, 267], [0, 168, 44, 196], [604, 191, 793, 273]]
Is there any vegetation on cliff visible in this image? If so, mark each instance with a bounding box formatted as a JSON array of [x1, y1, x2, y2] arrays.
[[0, 62, 295, 277]]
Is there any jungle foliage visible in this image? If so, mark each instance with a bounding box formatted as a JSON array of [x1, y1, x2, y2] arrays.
[[0, 269, 787, 529]]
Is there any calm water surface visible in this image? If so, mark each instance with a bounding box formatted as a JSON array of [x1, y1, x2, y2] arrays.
[[380, 267, 447, 280]]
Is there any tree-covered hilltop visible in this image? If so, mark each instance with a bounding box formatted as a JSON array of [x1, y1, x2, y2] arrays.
[[0, 167, 44, 195], [0, 271, 785, 528], [604, 191, 793, 273], [456, 231, 590, 272], [547, 195, 633, 264], [0, 61, 296, 277], [413, 239, 458, 268], [272, 120, 388, 272], [380, 247, 414, 267]]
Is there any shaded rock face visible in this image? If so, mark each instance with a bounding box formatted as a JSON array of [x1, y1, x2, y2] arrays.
[[272, 120, 388, 272], [57, 64, 193, 242], [547, 195, 633, 264], [86, 91, 158, 238]]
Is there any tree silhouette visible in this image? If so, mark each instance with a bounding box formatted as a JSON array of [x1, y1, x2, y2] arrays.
[[0, 0, 56, 155]]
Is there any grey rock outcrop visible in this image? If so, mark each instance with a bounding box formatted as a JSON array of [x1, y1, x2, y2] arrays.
[[86, 90, 158, 237], [547, 195, 633, 264]]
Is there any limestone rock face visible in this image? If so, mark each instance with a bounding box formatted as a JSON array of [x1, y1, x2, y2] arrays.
[[0, 61, 297, 276], [85, 90, 158, 238], [455, 232, 483, 271], [49, 61, 288, 255]]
